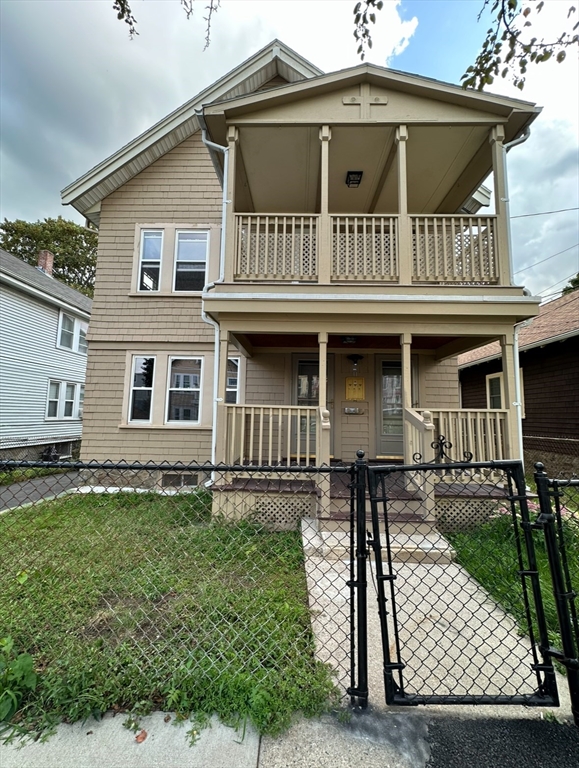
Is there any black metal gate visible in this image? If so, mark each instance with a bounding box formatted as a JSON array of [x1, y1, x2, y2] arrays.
[[362, 457, 560, 708]]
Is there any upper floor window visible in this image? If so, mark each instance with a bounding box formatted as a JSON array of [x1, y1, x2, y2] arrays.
[[139, 230, 163, 291], [46, 380, 84, 420], [135, 226, 210, 294], [58, 312, 88, 354]]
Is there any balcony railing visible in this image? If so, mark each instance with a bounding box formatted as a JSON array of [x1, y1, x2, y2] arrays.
[[412, 215, 498, 284], [331, 215, 398, 281], [234, 215, 318, 281], [232, 213, 502, 285]]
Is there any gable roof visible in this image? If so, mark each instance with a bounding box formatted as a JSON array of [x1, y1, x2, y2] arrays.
[[0, 248, 92, 317], [60, 41, 322, 226], [458, 291, 579, 368]]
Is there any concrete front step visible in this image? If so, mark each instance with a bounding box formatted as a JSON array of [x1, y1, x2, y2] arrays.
[[302, 517, 455, 564]]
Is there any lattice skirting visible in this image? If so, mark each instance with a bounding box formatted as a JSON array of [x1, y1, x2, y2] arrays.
[[434, 497, 499, 533], [211, 489, 317, 531]]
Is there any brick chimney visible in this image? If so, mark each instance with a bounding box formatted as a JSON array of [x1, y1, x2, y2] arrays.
[[37, 250, 55, 277]]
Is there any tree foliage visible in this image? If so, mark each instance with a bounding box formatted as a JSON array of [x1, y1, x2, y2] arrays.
[[0, 217, 97, 298], [562, 273, 579, 295], [462, 0, 579, 90]]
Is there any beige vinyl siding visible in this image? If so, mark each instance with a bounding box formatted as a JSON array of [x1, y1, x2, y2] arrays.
[[80, 348, 212, 463], [420, 356, 460, 409], [89, 132, 222, 344]]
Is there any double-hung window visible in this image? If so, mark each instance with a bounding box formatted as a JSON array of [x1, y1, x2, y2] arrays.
[[129, 356, 156, 422], [166, 358, 202, 422], [138, 230, 163, 291], [174, 231, 208, 292], [58, 312, 88, 354], [135, 226, 210, 294], [226, 358, 240, 404], [46, 380, 83, 419]]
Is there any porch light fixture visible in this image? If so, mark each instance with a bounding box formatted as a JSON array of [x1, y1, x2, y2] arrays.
[[346, 171, 363, 188], [347, 354, 364, 375]]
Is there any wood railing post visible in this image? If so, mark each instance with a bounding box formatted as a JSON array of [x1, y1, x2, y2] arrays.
[[489, 125, 511, 285], [319, 126, 332, 284], [500, 334, 520, 460], [396, 125, 411, 285], [224, 126, 238, 283]]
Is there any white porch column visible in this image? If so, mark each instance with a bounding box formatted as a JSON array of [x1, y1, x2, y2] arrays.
[[223, 126, 238, 283], [318, 331, 328, 409], [318, 125, 332, 284], [396, 125, 411, 285], [490, 125, 511, 285], [500, 332, 520, 460], [400, 332, 412, 409], [215, 331, 230, 464]]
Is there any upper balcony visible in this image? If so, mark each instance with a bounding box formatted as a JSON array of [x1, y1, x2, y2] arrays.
[[201, 69, 540, 295]]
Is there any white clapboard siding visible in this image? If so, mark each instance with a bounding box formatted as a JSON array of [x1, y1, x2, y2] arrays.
[[0, 284, 88, 448]]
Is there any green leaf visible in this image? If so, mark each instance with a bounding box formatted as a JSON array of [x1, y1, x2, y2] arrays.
[[556, 50, 566, 62]]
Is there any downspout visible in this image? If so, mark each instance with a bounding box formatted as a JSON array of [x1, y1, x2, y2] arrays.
[[196, 109, 229, 464], [503, 126, 532, 467]]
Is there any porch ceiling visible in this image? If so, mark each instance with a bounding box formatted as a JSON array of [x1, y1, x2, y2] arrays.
[[235, 123, 492, 215], [239, 333, 467, 351]]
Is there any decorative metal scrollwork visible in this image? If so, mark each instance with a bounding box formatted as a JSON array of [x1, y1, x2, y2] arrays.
[[413, 435, 473, 465]]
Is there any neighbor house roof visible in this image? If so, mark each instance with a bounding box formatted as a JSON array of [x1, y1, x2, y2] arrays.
[[0, 248, 92, 318], [458, 291, 579, 368]]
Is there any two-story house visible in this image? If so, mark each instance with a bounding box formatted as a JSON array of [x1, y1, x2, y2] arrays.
[[0, 249, 91, 459], [61, 40, 541, 471]]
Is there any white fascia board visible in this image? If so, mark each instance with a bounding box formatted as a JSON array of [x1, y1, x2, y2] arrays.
[[458, 328, 579, 369], [202, 291, 541, 305], [61, 41, 322, 207], [0, 273, 91, 320]]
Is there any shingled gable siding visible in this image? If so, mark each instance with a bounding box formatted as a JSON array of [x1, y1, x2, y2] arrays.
[[89, 132, 222, 343], [79, 132, 221, 462]]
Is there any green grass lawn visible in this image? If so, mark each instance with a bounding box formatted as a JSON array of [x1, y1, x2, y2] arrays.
[[0, 490, 335, 739], [448, 504, 579, 652], [0, 467, 68, 486]]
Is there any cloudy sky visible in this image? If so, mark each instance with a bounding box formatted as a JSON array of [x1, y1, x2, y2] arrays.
[[1, 0, 577, 298]]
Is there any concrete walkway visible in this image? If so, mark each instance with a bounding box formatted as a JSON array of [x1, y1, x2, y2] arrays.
[[0, 472, 81, 512]]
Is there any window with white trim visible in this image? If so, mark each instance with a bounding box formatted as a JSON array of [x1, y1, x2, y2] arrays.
[[166, 358, 202, 423], [138, 230, 163, 291], [226, 358, 240, 404], [174, 231, 208, 292], [46, 380, 84, 420], [129, 356, 156, 422], [57, 312, 88, 354], [486, 370, 525, 417], [135, 226, 210, 294]]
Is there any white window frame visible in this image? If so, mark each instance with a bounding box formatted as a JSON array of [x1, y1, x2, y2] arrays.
[[485, 370, 525, 417], [45, 380, 83, 420], [172, 230, 209, 293], [165, 357, 203, 424], [226, 357, 240, 404], [57, 311, 89, 355], [128, 355, 157, 424], [137, 230, 164, 293]]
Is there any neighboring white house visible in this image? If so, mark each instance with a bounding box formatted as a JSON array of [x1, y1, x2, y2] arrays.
[[0, 248, 92, 459]]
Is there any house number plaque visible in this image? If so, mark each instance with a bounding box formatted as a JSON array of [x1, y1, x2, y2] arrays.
[[345, 377, 365, 401]]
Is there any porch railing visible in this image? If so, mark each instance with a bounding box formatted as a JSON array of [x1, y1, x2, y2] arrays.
[[331, 215, 398, 281], [412, 215, 498, 284], [234, 214, 318, 281], [224, 405, 321, 466], [419, 408, 509, 463]]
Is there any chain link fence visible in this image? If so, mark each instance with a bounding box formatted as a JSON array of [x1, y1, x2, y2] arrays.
[[524, 435, 579, 478], [0, 460, 355, 737]]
